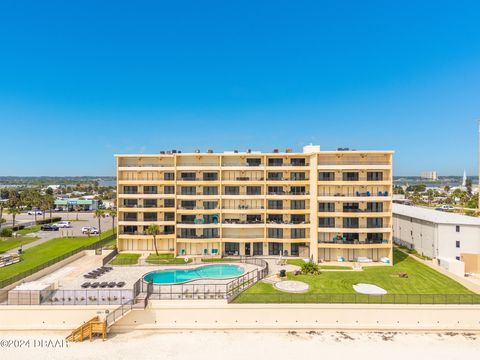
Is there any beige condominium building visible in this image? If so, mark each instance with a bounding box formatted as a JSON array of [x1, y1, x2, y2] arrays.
[[116, 145, 393, 264]]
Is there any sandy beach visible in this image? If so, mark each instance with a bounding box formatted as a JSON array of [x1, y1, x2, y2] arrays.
[[0, 330, 478, 360]]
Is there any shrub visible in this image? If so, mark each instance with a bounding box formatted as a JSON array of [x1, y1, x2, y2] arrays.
[[301, 261, 320, 275], [36, 217, 62, 225], [0, 228, 13, 237]]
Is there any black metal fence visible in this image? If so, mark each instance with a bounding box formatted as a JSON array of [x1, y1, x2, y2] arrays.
[[0, 289, 134, 305], [0, 233, 116, 289], [102, 247, 119, 266], [142, 257, 269, 301], [233, 293, 480, 304]]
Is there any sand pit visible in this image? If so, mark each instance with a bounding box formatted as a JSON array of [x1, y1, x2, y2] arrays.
[[274, 280, 309, 293], [353, 283, 387, 295]]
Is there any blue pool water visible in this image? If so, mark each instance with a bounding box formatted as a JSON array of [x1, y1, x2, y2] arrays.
[[143, 265, 245, 284]]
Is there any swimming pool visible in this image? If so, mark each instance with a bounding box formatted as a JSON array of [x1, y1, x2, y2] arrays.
[[143, 264, 245, 284]]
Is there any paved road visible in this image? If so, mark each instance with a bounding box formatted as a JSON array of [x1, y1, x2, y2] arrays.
[[5, 213, 113, 254]]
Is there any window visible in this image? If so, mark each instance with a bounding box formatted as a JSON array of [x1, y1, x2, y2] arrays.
[[181, 172, 196, 181], [267, 172, 283, 180], [290, 186, 305, 194], [456, 225, 460, 233], [268, 242, 283, 255], [225, 242, 240, 254], [290, 158, 306, 166], [268, 186, 283, 194], [319, 217, 335, 228], [268, 228, 283, 238], [143, 186, 157, 194], [291, 200, 305, 209], [123, 186, 138, 194], [180, 200, 194, 209], [122, 225, 137, 234], [291, 214, 305, 224], [203, 172, 218, 181], [367, 233, 383, 243], [268, 200, 283, 209], [253, 242, 263, 255], [181, 215, 195, 223], [180, 229, 196, 238], [318, 202, 335, 212], [291, 229, 306, 238], [143, 212, 157, 221], [343, 172, 359, 181], [343, 203, 359, 212], [181, 186, 196, 195], [164, 225, 175, 234], [268, 214, 283, 223], [246, 214, 262, 223], [144, 199, 157, 208], [124, 212, 137, 221], [343, 218, 359, 228], [247, 186, 261, 195], [367, 172, 383, 181], [246, 158, 261, 166], [319, 172, 335, 181], [366, 202, 383, 212], [203, 186, 218, 195], [456, 240, 460, 248], [123, 199, 138, 207], [268, 158, 283, 166], [225, 186, 240, 195], [367, 218, 383, 228], [164, 212, 175, 221], [203, 228, 219, 238], [164, 172, 175, 180], [164, 186, 175, 194], [456, 256, 460, 261], [203, 201, 218, 209], [164, 199, 175, 208], [290, 172, 306, 180]]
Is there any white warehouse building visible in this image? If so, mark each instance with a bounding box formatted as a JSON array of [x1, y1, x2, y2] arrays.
[[393, 204, 480, 275]]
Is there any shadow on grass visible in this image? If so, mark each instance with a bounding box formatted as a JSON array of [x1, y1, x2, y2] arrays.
[[392, 248, 408, 265]]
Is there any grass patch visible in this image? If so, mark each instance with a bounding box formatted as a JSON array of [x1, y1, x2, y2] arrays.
[[110, 253, 140, 265], [286, 259, 351, 270], [0, 236, 39, 254], [201, 257, 239, 263], [234, 249, 474, 303], [396, 245, 432, 260], [0, 230, 114, 283], [15, 225, 42, 235], [146, 253, 192, 265]]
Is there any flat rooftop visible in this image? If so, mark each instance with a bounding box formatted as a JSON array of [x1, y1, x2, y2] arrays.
[[393, 203, 480, 226]]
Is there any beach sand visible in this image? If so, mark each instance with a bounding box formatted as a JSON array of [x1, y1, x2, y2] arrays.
[[0, 330, 478, 360]]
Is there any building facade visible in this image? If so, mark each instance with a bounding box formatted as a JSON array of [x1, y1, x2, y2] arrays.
[[393, 204, 480, 264], [116, 145, 393, 263], [420, 171, 438, 181]]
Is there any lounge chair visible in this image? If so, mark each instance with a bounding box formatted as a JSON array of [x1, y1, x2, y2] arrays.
[[99, 282, 108, 288], [81, 282, 91, 288], [116, 281, 126, 288], [108, 282, 116, 288], [91, 282, 100, 288]]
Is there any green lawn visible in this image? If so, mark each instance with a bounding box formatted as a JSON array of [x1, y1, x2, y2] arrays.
[[110, 253, 141, 265], [234, 249, 475, 303], [0, 236, 39, 254], [286, 258, 351, 270], [0, 230, 114, 283], [146, 253, 193, 265], [15, 225, 42, 235]]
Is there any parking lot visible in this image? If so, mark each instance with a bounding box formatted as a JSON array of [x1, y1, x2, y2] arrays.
[[2, 212, 113, 250]]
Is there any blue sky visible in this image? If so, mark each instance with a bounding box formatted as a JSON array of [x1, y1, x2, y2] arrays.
[[0, 0, 479, 176]]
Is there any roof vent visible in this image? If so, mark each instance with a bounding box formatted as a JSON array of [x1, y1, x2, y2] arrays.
[[273, 149, 279, 153], [195, 149, 201, 153], [172, 150, 177, 154], [207, 149, 213, 153], [234, 150, 239, 153], [247, 149, 252, 153], [286, 148, 293, 153], [160, 151, 165, 154]]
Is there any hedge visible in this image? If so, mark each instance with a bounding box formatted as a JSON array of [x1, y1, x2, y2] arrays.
[[36, 217, 62, 225]]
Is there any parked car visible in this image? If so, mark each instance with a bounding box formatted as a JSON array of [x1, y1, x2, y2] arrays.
[[436, 204, 454, 211], [81, 226, 99, 234], [27, 210, 43, 215], [56, 221, 72, 228], [41, 224, 59, 231]]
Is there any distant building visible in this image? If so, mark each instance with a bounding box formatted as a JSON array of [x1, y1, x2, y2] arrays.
[[54, 198, 99, 211], [393, 204, 480, 275], [421, 171, 438, 181]]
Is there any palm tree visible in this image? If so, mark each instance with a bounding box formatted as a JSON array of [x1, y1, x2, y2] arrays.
[[40, 194, 54, 221], [107, 208, 117, 234], [147, 224, 160, 256], [0, 201, 5, 229], [94, 209, 105, 234], [7, 207, 21, 231], [74, 204, 82, 221]]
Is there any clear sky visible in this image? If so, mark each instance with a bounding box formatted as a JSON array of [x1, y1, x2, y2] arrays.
[[0, 0, 479, 177]]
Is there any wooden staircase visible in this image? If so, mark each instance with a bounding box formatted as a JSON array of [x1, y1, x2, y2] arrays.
[[66, 316, 107, 342]]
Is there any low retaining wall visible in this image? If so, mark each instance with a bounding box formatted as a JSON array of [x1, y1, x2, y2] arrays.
[[113, 301, 480, 332], [1, 301, 479, 332]]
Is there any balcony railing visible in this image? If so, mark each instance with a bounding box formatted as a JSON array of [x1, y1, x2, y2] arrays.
[[177, 235, 220, 239]]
